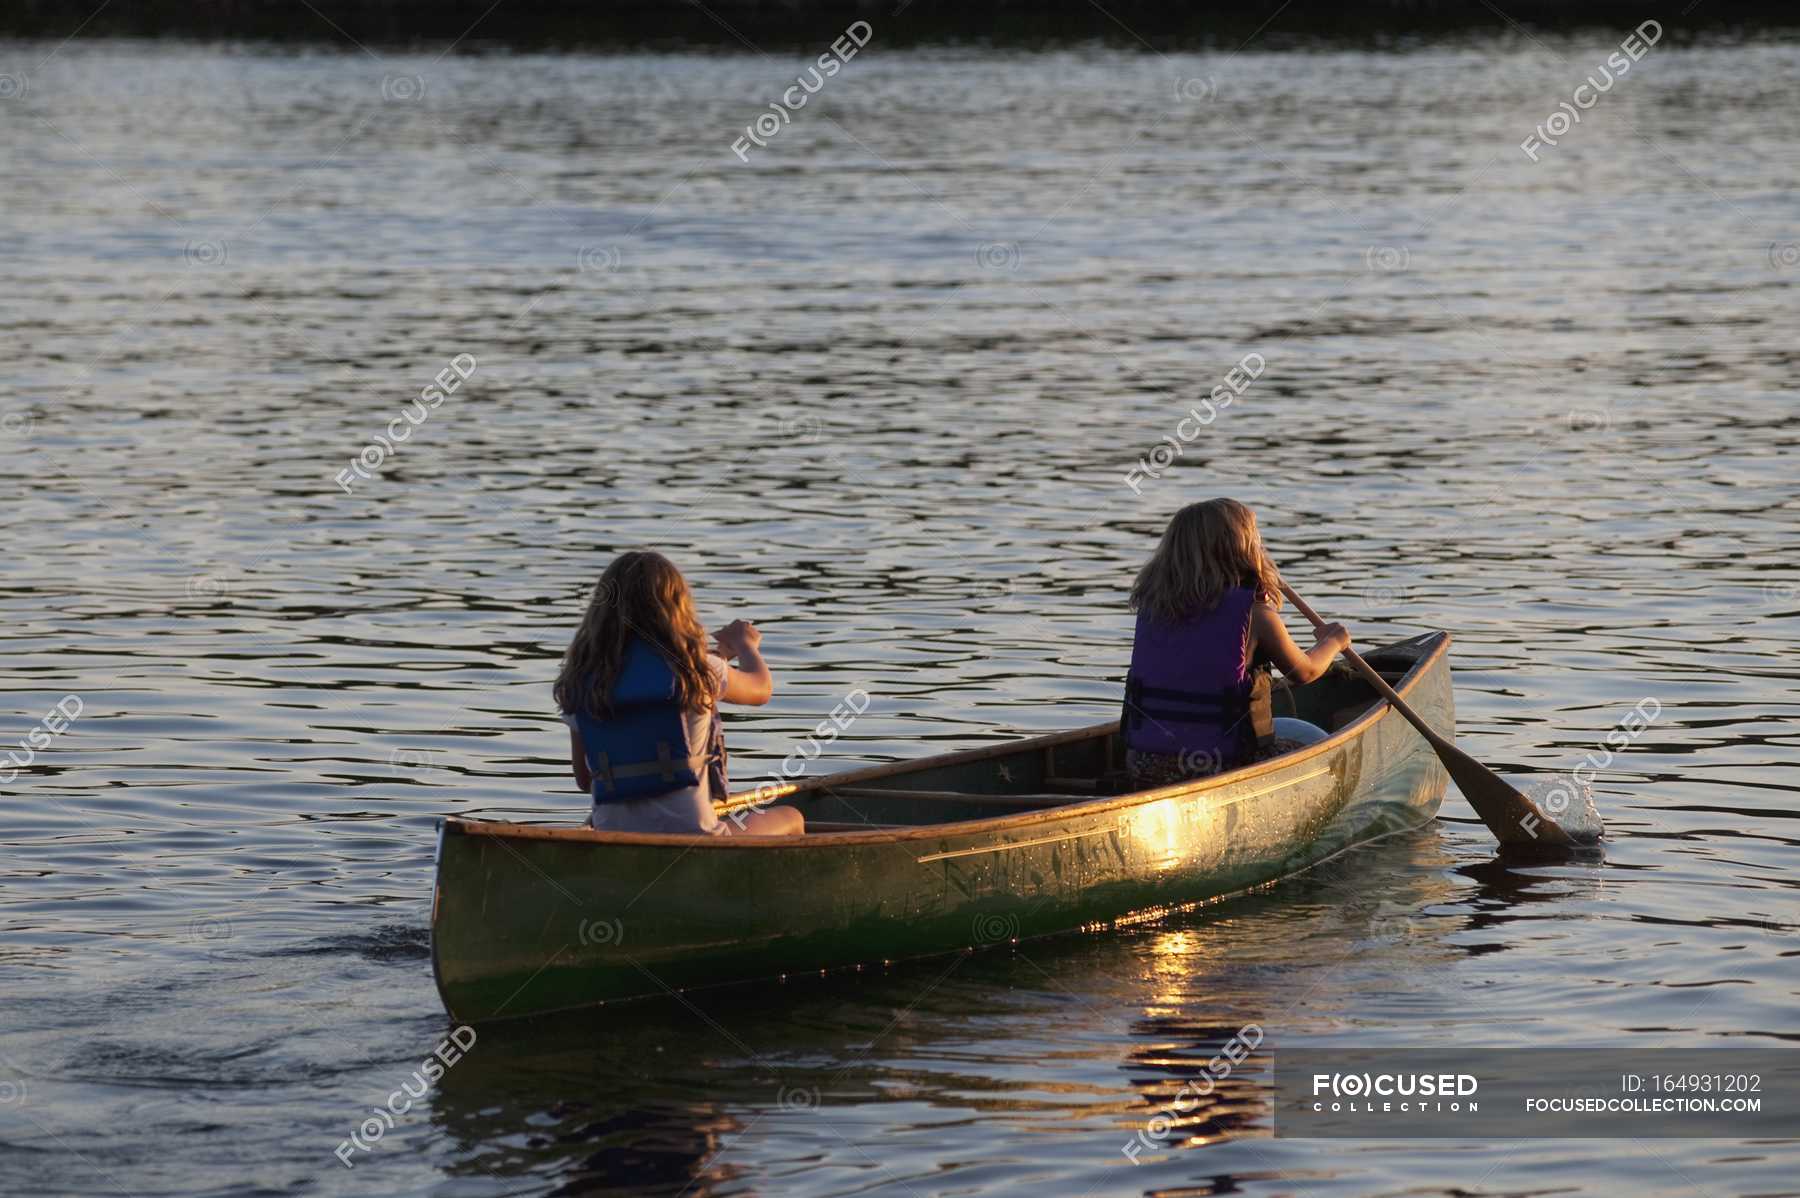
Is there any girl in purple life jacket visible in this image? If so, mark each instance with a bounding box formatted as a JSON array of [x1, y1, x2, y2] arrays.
[[1123, 498, 1350, 789], [555, 551, 804, 836]]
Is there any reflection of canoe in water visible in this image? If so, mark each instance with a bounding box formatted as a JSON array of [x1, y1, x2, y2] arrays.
[[431, 632, 1453, 1024]]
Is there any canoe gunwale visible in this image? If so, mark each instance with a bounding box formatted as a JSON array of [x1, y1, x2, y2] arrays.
[[441, 631, 1451, 851]]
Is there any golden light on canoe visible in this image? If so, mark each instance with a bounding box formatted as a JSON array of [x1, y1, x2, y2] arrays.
[[1124, 797, 1188, 870]]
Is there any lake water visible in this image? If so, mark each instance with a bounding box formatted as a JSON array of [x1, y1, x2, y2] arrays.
[[2, 29, 1797, 1198]]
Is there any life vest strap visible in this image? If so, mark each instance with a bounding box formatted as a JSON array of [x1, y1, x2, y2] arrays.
[[1246, 671, 1274, 746], [594, 749, 714, 795], [1131, 680, 1234, 703], [1122, 673, 1274, 759], [1123, 676, 1242, 727]]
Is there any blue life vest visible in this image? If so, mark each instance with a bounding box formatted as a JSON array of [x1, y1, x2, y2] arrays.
[[567, 639, 726, 804]]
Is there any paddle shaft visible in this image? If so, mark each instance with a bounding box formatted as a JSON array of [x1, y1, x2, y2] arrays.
[[1278, 581, 1577, 849], [1279, 584, 1451, 752]]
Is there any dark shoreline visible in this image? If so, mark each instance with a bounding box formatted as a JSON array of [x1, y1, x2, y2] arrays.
[[3, 0, 1797, 49]]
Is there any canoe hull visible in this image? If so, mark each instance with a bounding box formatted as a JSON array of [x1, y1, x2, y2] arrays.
[[432, 633, 1453, 1023]]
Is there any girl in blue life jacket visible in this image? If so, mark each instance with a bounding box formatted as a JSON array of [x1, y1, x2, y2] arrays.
[[554, 551, 804, 836], [1122, 498, 1350, 789]]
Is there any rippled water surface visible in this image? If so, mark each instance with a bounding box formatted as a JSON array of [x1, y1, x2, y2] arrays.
[[2, 31, 1798, 1198]]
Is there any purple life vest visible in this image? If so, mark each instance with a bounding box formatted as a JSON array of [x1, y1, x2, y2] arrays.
[[1122, 586, 1270, 766]]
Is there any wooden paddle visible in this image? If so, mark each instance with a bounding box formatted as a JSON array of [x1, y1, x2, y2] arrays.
[[1280, 582, 1576, 849]]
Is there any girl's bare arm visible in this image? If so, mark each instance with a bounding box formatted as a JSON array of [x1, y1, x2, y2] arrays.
[[716, 619, 774, 705], [1249, 601, 1349, 685], [568, 725, 593, 791]]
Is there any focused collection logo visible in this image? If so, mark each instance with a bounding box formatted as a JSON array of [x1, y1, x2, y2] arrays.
[[1310, 1071, 1479, 1113]]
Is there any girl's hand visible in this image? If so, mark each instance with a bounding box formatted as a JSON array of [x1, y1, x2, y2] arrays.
[[715, 619, 762, 657], [717, 619, 775, 706], [1314, 622, 1351, 653]]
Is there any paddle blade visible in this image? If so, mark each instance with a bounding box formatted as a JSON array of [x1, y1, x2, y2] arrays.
[[1438, 742, 1577, 848]]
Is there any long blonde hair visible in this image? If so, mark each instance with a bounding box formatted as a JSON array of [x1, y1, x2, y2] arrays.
[[554, 551, 714, 717], [1130, 498, 1282, 623]]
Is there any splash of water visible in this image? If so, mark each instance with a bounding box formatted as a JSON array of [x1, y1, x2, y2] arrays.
[[1517, 777, 1606, 845]]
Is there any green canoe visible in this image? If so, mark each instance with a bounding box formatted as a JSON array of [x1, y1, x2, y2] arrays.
[[431, 631, 1453, 1024]]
